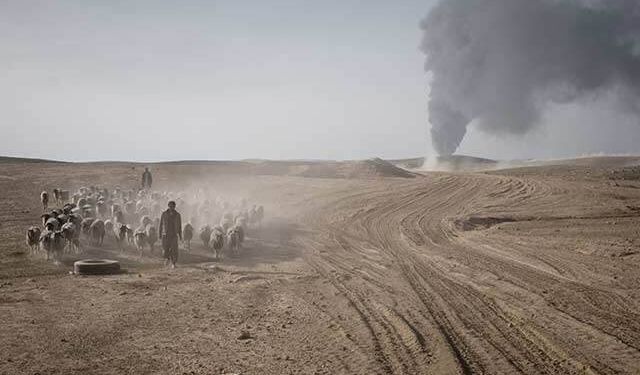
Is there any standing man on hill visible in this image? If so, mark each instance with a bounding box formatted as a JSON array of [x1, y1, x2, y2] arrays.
[[159, 200, 182, 268], [141, 167, 153, 190]]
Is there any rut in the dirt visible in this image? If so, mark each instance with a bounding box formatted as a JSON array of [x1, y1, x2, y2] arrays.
[[298, 173, 640, 374]]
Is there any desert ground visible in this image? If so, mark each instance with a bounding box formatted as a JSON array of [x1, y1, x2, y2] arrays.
[[1, 156, 640, 374]]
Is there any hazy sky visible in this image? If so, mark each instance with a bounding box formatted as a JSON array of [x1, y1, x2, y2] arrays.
[[2, 0, 639, 162]]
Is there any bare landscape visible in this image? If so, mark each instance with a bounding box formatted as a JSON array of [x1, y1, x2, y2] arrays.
[[4, 0, 640, 373], [1, 156, 639, 374]]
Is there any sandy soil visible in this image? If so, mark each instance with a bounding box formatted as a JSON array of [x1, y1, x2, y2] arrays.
[[1, 157, 640, 374]]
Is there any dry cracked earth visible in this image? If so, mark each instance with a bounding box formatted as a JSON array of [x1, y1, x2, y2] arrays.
[[1, 157, 640, 374]]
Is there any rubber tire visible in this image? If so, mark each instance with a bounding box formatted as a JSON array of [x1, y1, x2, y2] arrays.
[[74, 259, 121, 275]]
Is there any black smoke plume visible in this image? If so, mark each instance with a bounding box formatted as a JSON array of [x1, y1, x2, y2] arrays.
[[421, 0, 640, 155]]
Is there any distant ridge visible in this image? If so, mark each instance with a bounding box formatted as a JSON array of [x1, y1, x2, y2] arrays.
[[0, 156, 67, 164], [293, 158, 416, 179], [0, 156, 416, 179]]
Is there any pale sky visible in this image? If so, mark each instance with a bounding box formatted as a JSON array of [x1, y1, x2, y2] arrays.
[[1, 0, 639, 162]]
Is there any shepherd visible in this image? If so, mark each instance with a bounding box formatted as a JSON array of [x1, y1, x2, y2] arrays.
[[159, 200, 182, 268], [141, 167, 153, 190]]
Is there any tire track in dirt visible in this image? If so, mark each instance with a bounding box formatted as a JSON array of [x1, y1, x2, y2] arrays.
[[298, 172, 640, 374]]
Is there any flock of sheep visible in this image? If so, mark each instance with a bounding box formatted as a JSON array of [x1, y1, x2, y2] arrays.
[[26, 186, 265, 264]]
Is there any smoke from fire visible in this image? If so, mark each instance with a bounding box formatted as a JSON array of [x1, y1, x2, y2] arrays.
[[421, 0, 640, 156]]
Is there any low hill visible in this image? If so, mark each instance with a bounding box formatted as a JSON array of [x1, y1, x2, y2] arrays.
[[0, 156, 66, 164], [298, 158, 415, 179], [246, 158, 416, 179]]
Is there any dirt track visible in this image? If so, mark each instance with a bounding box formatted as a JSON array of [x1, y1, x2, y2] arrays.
[[1, 159, 640, 374]]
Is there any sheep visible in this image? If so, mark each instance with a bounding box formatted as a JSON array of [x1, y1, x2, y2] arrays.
[[249, 206, 258, 225], [124, 201, 136, 219], [236, 224, 245, 244], [256, 205, 264, 225], [199, 225, 212, 250], [39, 229, 54, 260], [114, 224, 128, 251], [45, 217, 60, 231], [77, 197, 87, 209], [82, 205, 94, 219], [114, 211, 125, 225], [226, 226, 241, 256], [220, 217, 233, 233], [89, 219, 105, 246], [125, 225, 135, 245], [62, 203, 75, 215], [235, 216, 247, 231], [61, 222, 80, 253], [96, 201, 108, 219], [56, 214, 68, 228], [60, 190, 70, 205], [86, 196, 96, 207], [101, 188, 110, 201], [182, 223, 194, 251], [26, 226, 41, 254], [35, 185, 263, 260], [140, 215, 152, 228], [53, 188, 70, 206], [80, 217, 94, 236], [52, 189, 60, 206], [145, 225, 158, 253], [40, 229, 64, 261], [41, 213, 51, 227], [151, 202, 162, 218], [104, 220, 114, 238], [50, 231, 66, 262], [68, 214, 83, 230], [211, 228, 224, 259], [111, 204, 121, 219], [137, 206, 149, 218], [133, 229, 147, 256], [40, 191, 49, 212], [248, 205, 265, 228]]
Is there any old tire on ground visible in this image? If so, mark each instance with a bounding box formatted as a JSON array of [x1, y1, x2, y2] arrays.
[[74, 259, 120, 275]]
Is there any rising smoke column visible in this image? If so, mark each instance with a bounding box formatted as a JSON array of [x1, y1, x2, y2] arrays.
[[421, 0, 640, 156]]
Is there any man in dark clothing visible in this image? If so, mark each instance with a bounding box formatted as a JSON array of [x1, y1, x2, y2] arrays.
[[141, 167, 153, 189], [159, 201, 182, 268]]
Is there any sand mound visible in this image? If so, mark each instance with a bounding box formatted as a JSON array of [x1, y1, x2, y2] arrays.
[[340, 158, 416, 179], [286, 158, 415, 179]]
